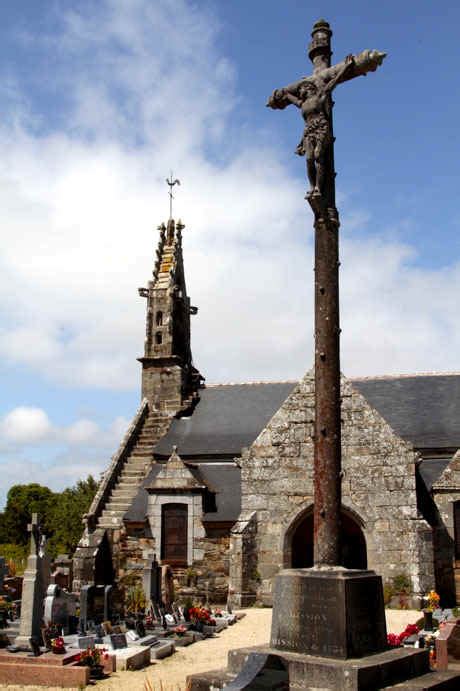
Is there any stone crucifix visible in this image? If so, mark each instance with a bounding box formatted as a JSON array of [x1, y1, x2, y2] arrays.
[[268, 20, 385, 566]]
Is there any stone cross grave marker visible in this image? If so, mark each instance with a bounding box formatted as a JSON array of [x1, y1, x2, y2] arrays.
[[15, 513, 51, 649]]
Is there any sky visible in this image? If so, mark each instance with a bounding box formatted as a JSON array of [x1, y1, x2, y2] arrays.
[[0, 0, 459, 507]]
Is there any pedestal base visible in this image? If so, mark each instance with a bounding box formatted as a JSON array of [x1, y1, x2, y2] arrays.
[[187, 646, 460, 690], [270, 567, 387, 659]]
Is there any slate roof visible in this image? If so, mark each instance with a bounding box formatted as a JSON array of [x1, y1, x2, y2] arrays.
[[134, 373, 460, 525], [417, 458, 451, 491], [352, 374, 460, 450], [124, 462, 241, 523], [154, 382, 296, 457], [154, 374, 460, 459]]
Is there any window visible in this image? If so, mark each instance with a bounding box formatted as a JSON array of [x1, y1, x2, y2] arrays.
[[202, 489, 217, 513], [155, 332, 162, 345], [161, 503, 188, 564], [155, 311, 163, 326]]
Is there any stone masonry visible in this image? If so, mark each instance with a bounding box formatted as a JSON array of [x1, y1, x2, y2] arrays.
[[230, 370, 435, 606]]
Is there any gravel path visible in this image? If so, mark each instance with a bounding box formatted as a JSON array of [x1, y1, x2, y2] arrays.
[[0, 608, 420, 691]]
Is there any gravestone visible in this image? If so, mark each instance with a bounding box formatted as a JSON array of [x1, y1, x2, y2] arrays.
[[79, 583, 113, 632], [436, 619, 460, 671], [15, 514, 51, 649], [77, 634, 97, 649], [50, 554, 73, 591], [161, 564, 174, 610], [0, 557, 8, 595], [143, 553, 161, 604], [110, 632, 128, 649], [43, 584, 77, 634]]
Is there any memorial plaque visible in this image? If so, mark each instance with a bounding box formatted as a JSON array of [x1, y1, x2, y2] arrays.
[[110, 632, 128, 649], [78, 634, 96, 649]]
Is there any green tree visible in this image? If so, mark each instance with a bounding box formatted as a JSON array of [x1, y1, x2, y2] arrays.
[[46, 476, 98, 557], [0, 483, 54, 545]]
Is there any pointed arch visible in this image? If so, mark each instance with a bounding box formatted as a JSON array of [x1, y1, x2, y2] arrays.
[[283, 504, 367, 569]]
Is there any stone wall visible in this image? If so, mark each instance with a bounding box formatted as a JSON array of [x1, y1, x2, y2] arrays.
[[432, 451, 460, 604], [231, 371, 435, 605]]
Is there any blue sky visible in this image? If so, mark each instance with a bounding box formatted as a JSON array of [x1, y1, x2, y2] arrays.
[[0, 0, 459, 506]]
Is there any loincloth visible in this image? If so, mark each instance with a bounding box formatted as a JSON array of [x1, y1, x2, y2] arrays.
[[296, 115, 331, 156]]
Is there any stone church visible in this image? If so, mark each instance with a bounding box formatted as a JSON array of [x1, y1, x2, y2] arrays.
[[73, 217, 460, 606]]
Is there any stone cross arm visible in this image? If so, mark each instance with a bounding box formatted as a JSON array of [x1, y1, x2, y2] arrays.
[[267, 49, 386, 110]]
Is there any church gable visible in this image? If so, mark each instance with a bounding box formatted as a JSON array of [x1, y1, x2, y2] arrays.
[[147, 446, 205, 491], [233, 369, 434, 604]]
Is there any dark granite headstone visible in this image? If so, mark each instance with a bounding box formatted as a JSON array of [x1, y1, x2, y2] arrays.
[[110, 632, 128, 649], [270, 568, 387, 659], [78, 634, 97, 649], [423, 610, 433, 631]]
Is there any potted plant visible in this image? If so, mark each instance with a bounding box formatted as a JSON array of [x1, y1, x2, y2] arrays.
[[77, 646, 108, 679]]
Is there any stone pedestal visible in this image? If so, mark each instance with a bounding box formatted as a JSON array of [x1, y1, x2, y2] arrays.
[[270, 567, 387, 659], [186, 567, 460, 689]]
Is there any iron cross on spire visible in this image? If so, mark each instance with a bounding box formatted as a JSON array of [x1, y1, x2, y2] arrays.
[[268, 20, 385, 568], [166, 172, 181, 220]]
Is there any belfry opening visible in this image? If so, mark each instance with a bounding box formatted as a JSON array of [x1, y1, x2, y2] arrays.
[[288, 507, 367, 569]]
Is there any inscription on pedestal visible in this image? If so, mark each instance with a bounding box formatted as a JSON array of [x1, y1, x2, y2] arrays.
[[270, 568, 387, 659]]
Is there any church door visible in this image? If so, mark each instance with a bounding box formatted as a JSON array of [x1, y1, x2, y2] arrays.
[[161, 503, 188, 565]]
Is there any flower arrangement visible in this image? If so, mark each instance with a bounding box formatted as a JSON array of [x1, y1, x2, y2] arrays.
[[173, 625, 188, 637], [51, 636, 65, 654], [426, 590, 440, 612], [188, 606, 217, 627], [77, 646, 108, 667], [387, 623, 420, 647], [189, 606, 211, 623]]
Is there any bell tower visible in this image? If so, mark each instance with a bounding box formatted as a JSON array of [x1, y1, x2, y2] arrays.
[[138, 218, 203, 414]]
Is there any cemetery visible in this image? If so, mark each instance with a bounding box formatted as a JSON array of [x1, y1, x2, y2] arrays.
[[0, 518, 248, 687]]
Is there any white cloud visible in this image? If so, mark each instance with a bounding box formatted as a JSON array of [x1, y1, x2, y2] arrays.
[[0, 406, 129, 449], [0, 406, 131, 506], [0, 0, 459, 405], [0, 407, 52, 444]]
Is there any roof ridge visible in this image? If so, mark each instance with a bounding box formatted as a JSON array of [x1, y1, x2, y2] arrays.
[[351, 371, 460, 381], [205, 380, 298, 388]]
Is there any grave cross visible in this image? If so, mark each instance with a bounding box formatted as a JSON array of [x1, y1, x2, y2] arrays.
[[268, 20, 385, 566], [27, 513, 41, 557]]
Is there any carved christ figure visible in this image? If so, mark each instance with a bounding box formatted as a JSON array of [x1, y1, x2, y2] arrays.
[[268, 49, 385, 199]]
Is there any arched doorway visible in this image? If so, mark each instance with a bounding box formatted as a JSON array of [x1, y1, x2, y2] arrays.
[[289, 508, 367, 569], [94, 532, 115, 585]]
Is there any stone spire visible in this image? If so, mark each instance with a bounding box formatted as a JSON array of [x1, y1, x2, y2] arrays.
[[138, 218, 203, 414]]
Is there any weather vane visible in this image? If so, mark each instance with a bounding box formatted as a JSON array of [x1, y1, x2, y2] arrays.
[[166, 172, 181, 219]]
